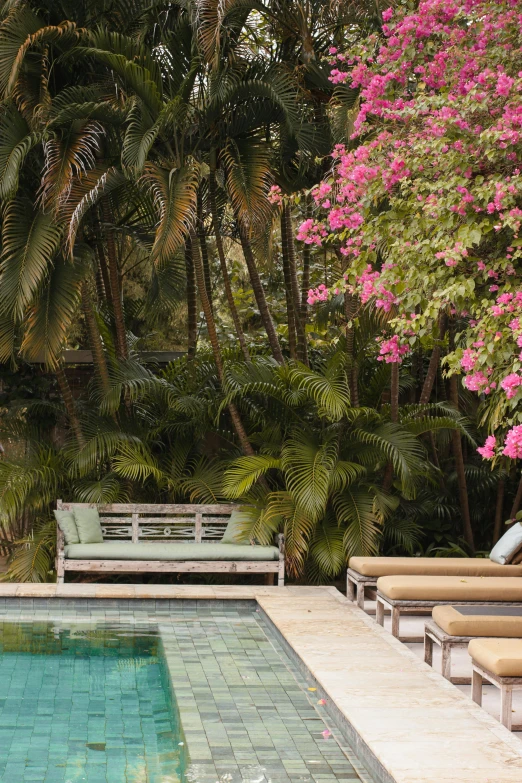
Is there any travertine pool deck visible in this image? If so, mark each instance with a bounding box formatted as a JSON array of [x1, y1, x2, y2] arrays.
[[1, 583, 522, 783]]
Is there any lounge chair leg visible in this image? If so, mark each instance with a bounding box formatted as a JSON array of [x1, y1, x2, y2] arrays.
[[441, 643, 452, 680], [424, 634, 433, 667], [346, 575, 355, 601], [356, 583, 365, 610], [471, 668, 482, 706], [501, 685, 513, 731], [391, 606, 400, 639], [376, 598, 384, 626]]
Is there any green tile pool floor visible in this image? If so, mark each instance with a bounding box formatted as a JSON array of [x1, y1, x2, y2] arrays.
[[0, 605, 375, 783], [0, 624, 185, 783]]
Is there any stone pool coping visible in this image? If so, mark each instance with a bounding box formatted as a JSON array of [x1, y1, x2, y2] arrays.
[[1, 583, 522, 783]]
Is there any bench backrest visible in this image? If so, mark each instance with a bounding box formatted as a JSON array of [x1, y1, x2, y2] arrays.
[[56, 501, 237, 544]]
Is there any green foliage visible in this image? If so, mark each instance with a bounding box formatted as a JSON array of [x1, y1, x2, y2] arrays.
[[0, 0, 511, 585]]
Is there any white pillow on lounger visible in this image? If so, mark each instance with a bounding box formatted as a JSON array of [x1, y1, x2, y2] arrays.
[[490, 522, 522, 565]]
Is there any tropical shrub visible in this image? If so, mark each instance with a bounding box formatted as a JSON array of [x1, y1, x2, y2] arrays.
[[300, 0, 522, 460]]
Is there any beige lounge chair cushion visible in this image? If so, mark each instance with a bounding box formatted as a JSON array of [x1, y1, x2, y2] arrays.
[[349, 556, 522, 578], [433, 605, 522, 637], [377, 575, 522, 602], [468, 638, 522, 677]]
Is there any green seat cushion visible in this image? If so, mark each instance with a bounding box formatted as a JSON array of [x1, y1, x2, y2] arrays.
[[220, 510, 250, 545], [54, 510, 80, 545], [64, 542, 279, 561], [73, 508, 104, 544]]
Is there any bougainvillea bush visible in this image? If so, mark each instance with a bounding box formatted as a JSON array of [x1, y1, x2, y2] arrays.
[[299, 0, 522, 460]]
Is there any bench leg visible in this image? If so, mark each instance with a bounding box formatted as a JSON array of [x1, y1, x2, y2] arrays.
[[501, 685, 513, 731], [376, 598, 384, 626], [441, 643, 452, 681], [471, 668, 482, 706], [356, 582, 365, 610], [346, 574, 355, 602], [391, 606, 400, 639], [424, 634, 433, 667]]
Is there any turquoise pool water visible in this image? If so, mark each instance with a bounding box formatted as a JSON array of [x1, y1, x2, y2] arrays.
[[0, 605, 375, 783], [0, 623, 185, 783]]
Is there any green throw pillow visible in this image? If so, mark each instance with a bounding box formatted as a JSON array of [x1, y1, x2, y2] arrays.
[[54, 510, 80, 545], [74, 508, 104, 544], [221, 510, 250, 545]]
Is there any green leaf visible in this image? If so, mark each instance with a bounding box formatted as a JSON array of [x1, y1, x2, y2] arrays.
[[282, 431, 338, 521], [224, 455, 281, 498]]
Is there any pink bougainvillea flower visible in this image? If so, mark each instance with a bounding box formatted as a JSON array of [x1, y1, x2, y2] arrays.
[[477, 435, 496, 459], [504, 426, 522, 460]]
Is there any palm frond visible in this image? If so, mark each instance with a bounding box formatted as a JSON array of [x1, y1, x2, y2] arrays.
[[179, 458, 225, 502], [20, 254, 86, 369], [289, 362, 351, 420], [222, 137, 272, 230], [141, 161, 199, 266], [335, 487, 381, 558], [281, 430, 338, 521], [309, 513, 346, 577], [224, 455, 281, 497], [2, 519, 56, 583], [0, 201, 63, 362], [0, 101, 38, 198]]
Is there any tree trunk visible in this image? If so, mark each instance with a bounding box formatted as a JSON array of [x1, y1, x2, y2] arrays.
[[239, 226, 284, 364], [493, 476, 506, 544], [94, 223, 112, 310], [449, 373, 475, 551], [208, 163, 250, 362], [197, 189, 213, 314], [390, 361, 399, 423], [300, 198, 311, 325], [282, 203, 308, 364], [190, 228, 255, 455], [344, 291, 359, 406], [55, 364, 85, 448], [95, 262, 106, 302], [383, 362, 399, 491], [419, 313, 447, 404], [185, 239, 198, 360], [280, 209, 297, 360], [509, 472, 522, 520], [101, 198, 128, 360], [81, 281, 110, 394]]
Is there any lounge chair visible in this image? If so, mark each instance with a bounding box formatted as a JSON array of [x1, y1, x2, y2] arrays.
[[375, 575, 522, 641], [424, 605, 522, 683], [347, 556, 522, 609], [469, 638, 522, 730]]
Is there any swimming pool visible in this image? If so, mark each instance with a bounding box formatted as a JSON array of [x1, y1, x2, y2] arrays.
[[0, 603, 375, 783]]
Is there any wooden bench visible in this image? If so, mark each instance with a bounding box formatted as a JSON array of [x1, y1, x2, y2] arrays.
[[347, 557, 522, 610], [424, 618, 474, 683], [56, 501, 285, 585], [346, 568, 377, 609], [469, 639, 522, 731]]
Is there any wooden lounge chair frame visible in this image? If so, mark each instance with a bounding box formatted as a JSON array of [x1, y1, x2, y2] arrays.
[[471, 661, 522, 731], [424, 619, 474, 684], [56, 501, 285, 585], [346, 568, 377, 609], [376, 593, 522, 643]]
